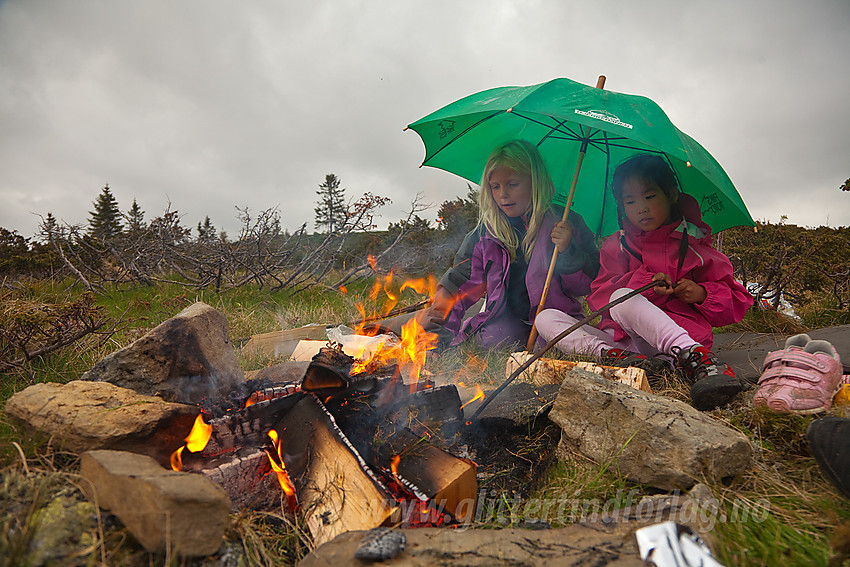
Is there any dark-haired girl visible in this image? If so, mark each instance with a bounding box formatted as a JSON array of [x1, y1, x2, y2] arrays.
[[535, 154, 752, 410]]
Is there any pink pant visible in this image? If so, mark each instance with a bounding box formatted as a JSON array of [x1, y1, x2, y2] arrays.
[[535, 288, 698, 357]]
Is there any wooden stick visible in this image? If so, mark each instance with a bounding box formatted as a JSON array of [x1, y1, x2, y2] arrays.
[[526, 74, 607, 352]]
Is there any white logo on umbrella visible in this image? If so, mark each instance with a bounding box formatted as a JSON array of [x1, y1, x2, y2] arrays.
[[574, 109, 633, 129]]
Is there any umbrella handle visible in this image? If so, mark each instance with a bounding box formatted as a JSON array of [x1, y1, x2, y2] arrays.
[[526, 75, 606, 352]]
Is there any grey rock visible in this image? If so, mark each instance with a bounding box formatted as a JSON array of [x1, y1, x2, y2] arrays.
[[81, 302, 244, 404], [549, 368, 753, 490], [299, 525, 643, 566]]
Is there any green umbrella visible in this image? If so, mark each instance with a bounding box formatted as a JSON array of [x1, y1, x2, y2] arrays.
[[406, 76, 754, 237]]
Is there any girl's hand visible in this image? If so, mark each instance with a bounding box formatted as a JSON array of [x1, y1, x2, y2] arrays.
[[652, 272, 674, 295], [551, 221, 573, 253], [673, 278, 707, 304]]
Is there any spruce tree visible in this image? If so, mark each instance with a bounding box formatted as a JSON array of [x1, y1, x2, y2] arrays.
[[88, 184, 123, 240], [197, 216, 217, 242], [126, 199, 146, 234], [314, 174, 347, 233]]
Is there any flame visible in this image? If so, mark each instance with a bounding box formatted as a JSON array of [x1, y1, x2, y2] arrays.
[[400, 274, 436, 297], [347, 270, 439, 386], [266, 429, 298, 510], [170, 413, 212, 471], [382, 270, 398, 315], [368, 254, 378, 272], [350, 313, 438, 389], [390, 454, 401, 483], [339, 285, 348, 294], [460, 384, 485, 410]]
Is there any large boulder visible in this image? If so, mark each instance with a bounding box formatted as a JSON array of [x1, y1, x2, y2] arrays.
[[298, 525, 643, 566], [81, 302, 244, 404], [549, 368, 753, 490], [4, 380, 199, 467]]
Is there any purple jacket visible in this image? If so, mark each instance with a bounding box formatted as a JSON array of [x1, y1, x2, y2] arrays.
[[588, 194, 752, 349], [438, 209, 599, 346]]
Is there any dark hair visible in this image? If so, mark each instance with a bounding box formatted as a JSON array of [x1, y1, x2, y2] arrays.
[[611, 154, 682, 228]]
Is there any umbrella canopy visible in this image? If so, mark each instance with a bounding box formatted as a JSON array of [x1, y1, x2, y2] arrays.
[[406, 77, 754, 236]]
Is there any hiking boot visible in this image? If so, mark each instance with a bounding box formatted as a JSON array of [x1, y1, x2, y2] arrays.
[[600, 348, 671, 377], [672, 344, 747, 410], [753, 334, 843, 414], [806, 417, 850, 499]]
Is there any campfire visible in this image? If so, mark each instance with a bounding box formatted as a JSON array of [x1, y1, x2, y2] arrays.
[[166, 274, 478, 546]]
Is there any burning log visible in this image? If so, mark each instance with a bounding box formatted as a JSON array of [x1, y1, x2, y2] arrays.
[[272, 393, 398, 547], [323, 383, 476, 524], [380, 428, 477, 524], [199, 392, 305, 458]]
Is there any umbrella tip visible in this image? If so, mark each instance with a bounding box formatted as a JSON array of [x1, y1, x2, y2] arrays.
[[686, 161, 692, 167], [506, 107, 513, 113], [403, 126, 409, 131]]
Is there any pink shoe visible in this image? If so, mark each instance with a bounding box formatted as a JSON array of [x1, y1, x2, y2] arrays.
[[754, 334, 843, 414]]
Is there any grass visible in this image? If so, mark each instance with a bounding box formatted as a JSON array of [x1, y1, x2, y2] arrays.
[[1, 276, 850, 565]]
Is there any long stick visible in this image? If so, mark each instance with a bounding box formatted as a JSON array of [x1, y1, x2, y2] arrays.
[[471, 280, 656, 422], [526, 75, 607, 352]]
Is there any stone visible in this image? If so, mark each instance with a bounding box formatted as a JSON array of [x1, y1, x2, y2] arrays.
[[298, 525, 643, 566], [80, 449, 230, 557], [28, 495, 98, 566], [549, 368, 753, 490], [81, 302, 244, 405], [4, 380, 199, 467]]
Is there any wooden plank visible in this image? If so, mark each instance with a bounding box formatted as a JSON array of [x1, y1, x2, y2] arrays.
[[273, 395, 397, 546], [506, 352, 652, 393], [242, 324, 328, 359]]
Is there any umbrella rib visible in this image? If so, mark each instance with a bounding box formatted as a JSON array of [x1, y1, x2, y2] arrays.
[[508, 111, 585, 142]]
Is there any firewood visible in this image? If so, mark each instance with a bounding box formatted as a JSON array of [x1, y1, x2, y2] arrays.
[[393, 439, 477, 524], [273, 394, 397, 546], [325, 388, 475, 524], [241, 324, 328, 359], [506, 352, 652, 393]]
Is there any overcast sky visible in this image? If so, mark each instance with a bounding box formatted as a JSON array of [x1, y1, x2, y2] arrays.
[[1, 0, 848, 242]]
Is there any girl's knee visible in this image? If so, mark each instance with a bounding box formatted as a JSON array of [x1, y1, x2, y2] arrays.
[[536, 309, 577, 326], [610, 287, 634, 302]]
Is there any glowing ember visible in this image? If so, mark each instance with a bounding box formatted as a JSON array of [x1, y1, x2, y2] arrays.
[[170, 413, 213, 471], [266, 429, 298, 510], [460, 384, 485, 410]]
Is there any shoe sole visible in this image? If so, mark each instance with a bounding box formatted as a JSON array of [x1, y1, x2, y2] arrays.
[[691, 378, 747, 411]]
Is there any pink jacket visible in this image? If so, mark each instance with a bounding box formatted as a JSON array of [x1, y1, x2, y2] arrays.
[[588, 194, 752, 349]]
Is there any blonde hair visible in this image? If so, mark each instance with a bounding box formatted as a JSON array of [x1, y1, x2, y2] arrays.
[[478, 140, 555, 260]]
